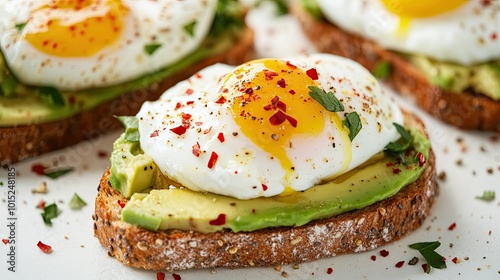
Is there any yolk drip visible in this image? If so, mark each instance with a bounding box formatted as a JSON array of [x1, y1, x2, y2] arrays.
[[25, 0, 128, 57], [222, 59, 326, 191], [380, 0, 468, 35]]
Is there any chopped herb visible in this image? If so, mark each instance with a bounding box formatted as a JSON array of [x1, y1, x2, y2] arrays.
[[343, 112, 362, 141], [475, 190, 495, 202], [409, 241, 447, 274], [69, 193, 87, 210], [308, 86, 344, 112], [385, 122, 412, 153], [41, 203, 59, 225], [144, 43, 162, 56], [115, 116, 140, 142], [37, 86, 65, 106], [15, 22, 27, 32], [0, 181, 3, 186], [183, 20, 197, 37], [373, 61, 391, 79], [44, 167, 74, 179]]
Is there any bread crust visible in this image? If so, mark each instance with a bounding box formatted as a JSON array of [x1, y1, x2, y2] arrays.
[[93, 112, 438, 271], [291, 5, 500, 132], [0, 28, 254, 165]]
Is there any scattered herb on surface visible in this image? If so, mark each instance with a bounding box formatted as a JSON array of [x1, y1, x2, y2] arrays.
[[409, 241, 447, 274], [69, 193, 87, 210], [475, 190, 495, 202], [41, 203, 59, 225]]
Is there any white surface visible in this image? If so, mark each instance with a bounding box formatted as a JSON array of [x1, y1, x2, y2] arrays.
[[1, 3, 499, 280]]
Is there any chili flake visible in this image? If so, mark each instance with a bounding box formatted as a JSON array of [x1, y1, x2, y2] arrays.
[[277, 78, 287, 88], [37, 199, 46, 209], [263, 69, 278, 81], [289, 89, 296, 95], [185, 88, 194, 95], [175, 102, 182, 110], [416, 152, 426, 167], [157, 271, 166, 280], [215, 96, 227, 104], [421, 263, 428, 273], [286, 61, 297, 69], [326, 267, 333, 274], [217, 132, 225, 143], [371, 255, 376, 261], [150, 130, 159, 138], [170, 125, 187, 136], [269, 111, 287, 126], [209, 213, 226, 226], [306, 68, 319, 80], [392, 168, 402, 174], [192, 142, 201, 157], [207, 151, 218, 169], [452, 257, 459, 264], [117, 200, 126, 208], [31, 164, 46, 175], [37, 241, 52, 253], [286, 115, 298, 128], [262, 184, 268, 191], [395, 261, 405, 268], [380, 249, 389, 257], [448, 222, 457, 231], [2, 239, 8, 245], [172, 273, 182, 280]]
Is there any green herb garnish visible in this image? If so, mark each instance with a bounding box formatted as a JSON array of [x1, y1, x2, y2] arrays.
[[183, 20, 197, 37], [38, 86, 65, 106], [475, 190, 495, 202], [44, 167, 74, 179], [308, 86, 344, 112], [343, 112, 362, 141], [69, 193, 87, 210], [116, 116, 140, 142], [373, 61, 391, 79], [144, 43, 162, 56], [15, 22, 27, 32], [385, 122, 412, 153], [409, 241, 447, 274], [41, 203, 59, 225]]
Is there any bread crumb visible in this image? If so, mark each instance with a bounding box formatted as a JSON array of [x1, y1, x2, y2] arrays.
[[438, 171, 447, 181], [281, 271, 288, 278], [274, 264, 282, 272], [290, 236, 302, 245], [292, 264, 300, 269], [32, 182, 48, 194]]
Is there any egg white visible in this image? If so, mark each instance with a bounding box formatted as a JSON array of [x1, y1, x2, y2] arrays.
[[137, 54, 404, 200], [0, 0, 217, 90], [316, 0, 500, 65]]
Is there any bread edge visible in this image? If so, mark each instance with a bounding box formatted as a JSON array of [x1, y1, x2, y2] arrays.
[[93, 111, 439, 271], [0, 28, 255, 165], [291, 4, 500, 132]]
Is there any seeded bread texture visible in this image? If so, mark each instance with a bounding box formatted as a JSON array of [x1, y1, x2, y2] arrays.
[[0, 28, 254, 165], [292, 4, 500, 132], [93, 112, 438, 271]]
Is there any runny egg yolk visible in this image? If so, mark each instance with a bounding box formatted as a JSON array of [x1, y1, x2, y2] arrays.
[[222, 59, 326, 191], [380, 0, 468, 35], [24, 0, 129, 57]]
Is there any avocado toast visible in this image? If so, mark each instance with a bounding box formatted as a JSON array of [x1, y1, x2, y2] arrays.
[[0, 0, 253, 164], [93, 54, 438, 270]]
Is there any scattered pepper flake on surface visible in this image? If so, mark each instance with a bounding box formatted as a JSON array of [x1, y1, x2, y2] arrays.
[[2, 239, 8, 245], [37, 241, 52, 253], [37, 199, 46, 209], [380, 249, 389, 257], [172, 273, 181, 280], [395, 261, 405, 268], [448, 222, 457, 231], [452, 257, 460, 264], [421, 263, 428, 273], [31, 164, 46, 175], [371, 255, 376, 261], [207, 151, 219, 169], [156, 271, 166, 280], [326, 267, 333, 274]]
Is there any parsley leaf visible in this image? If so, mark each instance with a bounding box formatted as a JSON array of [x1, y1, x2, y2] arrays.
[[144, 43, 162, 56], [308, 86, 344, 112], [115, 116, 140, 142], [15, 22, 27, 32], [384, 122, 412, 153], [475, 190, 495, 202], [183, 20, 197, 37], [37, 86, 65, 106], [44, 167, 74, 179], [41, 203, 59, 225], [409, 241, 447, 274], [373, 61, 391, 79], [69, 193, 87, 210], [343, 112, 362, 141]]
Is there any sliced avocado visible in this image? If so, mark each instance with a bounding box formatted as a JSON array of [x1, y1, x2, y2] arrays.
[[117, 120, 430, 233], [472, 62, 500, 101]]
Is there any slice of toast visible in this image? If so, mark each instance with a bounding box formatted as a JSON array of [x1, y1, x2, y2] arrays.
[[93, 111, 438, 271], [291, 4, 500, 132], [0, 28, 254, 165]]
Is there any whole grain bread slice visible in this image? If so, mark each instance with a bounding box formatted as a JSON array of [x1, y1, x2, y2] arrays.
[[93, 112, 438, 271], [291, 5, 500, 132], [0, 28, 254, 165]]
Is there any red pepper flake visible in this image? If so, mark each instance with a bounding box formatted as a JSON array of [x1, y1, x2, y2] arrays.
[[192, 142, 201, 157], [421, 263, 428, 273], [2, 239, 8, 245], [481, 0, 492, 7], [416, 152, 426, 167], [185, 88, 194, 95], [174, 102, 182, 110], [491, 32, 497, 40], [207, 151, 218, 169], [269, 111, 287, 126], [97, 150, 108, 158], [277, 78, 287, 88], [31, 164, 46, 175], [117, 200, 126, 208], [289, 89, 296, 95], [156, 271, 166, 280], [392, 168, 402, 174], [386, 162, 395, 167], [245, 87, 254, 94], [286, 115, 298, 128], [217, 132, 225, 143], [195, 73, 202, 79], [452, 257, 459, 264], [170, 125, 187, 136], [262, 184, 268, 191], [203, 126, 212, 134], [186, 100, 194, 105], [380, 249, 389, 257], [448, 222, 457, 231], [441, 256, 447, 262], [285, 61, 297, 69], [251, 209, 256, 213], [370, 255, 376, 261], [215, 96, 226, 104], [37, 199, 46, 209], [263, 69, 279, 80], [37, 241, 52, 254], [172, 273, 181, 280], [326, 267, 333, 274], [395, 261, 405, 268], [209, 213, 226, 226], [150, 130, 160, 138], [306, 68, 319, 80]]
